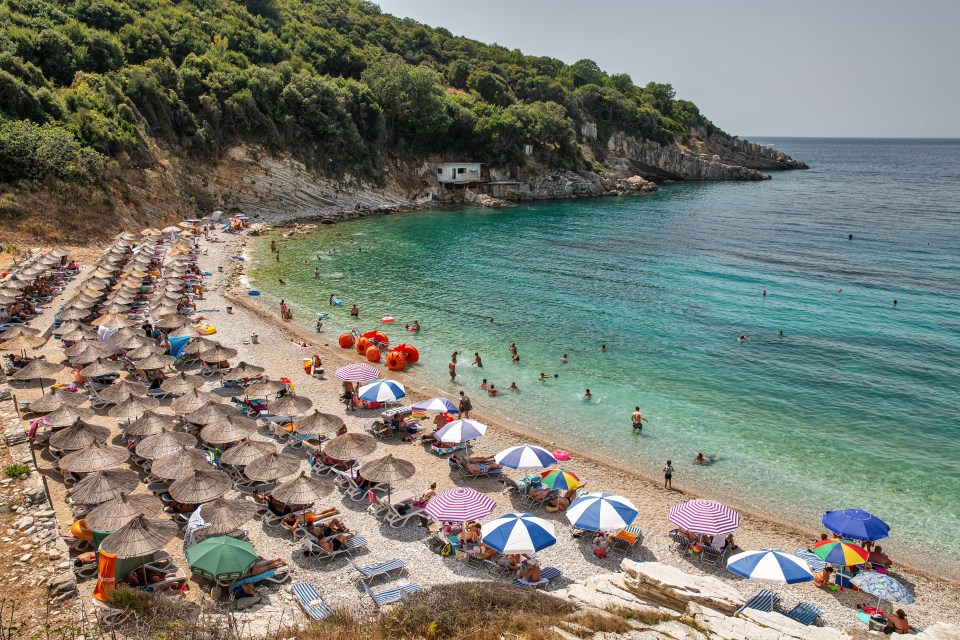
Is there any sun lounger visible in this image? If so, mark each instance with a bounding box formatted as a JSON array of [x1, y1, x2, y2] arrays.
[[301, 533, 367, 560], [74, 562, 99, 580], [700, 541, 731, 565], [794, 547, 826, 572], [365, 420, 395, 439], [138, 568, 187, 593], [736, 589, 780, 615], [668, 528, 694, 553], [363, 582, 423, 607], [289, 583, 334, 621], [785, 602, 821, 626], [382, 500, 424, 529], [453, 459, 504, 480], [91, 597, 130, 629], [350, 558, 405, 584], [609, 526, 643, 556], [520, 487, 555, 509], [430, 442, 466, 456], [511, 567, 561, 590], [62, 534, 92, 552]]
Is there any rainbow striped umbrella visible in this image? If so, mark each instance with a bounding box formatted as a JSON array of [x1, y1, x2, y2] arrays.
[[668, 499, 740, 535], [812, 539, 870, 566], [539, 469, 581, 491], [423, 487, 496, 522]]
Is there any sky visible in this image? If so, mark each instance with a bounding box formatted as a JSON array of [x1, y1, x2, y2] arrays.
[[374, 0, 960, 138]]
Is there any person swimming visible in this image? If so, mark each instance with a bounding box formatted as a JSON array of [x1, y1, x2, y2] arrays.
[[583, 389, 592, 400], [600, 344, 606, 352], [778, 330, 784, 337], [509, 382, 518, 393], [561, 354, 568, 364], [480, 378, 488, 389], [278, 278, 285, 285], [738, 334, 748, 342], [695, 453, 713, 465], [539, 372, 550, 381]]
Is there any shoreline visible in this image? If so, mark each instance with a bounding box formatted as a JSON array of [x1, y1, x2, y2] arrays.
[[229, 231, 957, 591]]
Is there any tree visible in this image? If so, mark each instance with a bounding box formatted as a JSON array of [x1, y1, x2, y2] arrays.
[[361, 58, 450, 153]]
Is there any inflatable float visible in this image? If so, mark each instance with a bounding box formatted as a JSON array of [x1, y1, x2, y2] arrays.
[[331, 297, 344, 306], [247, 290, 261, 296], [554, 450, 570, 461], [381, 316, 395, 323], [192, 324, 217, 335]]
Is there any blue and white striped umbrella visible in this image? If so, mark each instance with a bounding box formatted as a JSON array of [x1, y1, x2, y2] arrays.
[[495, 445, 557, 470], [436, 419, 487, 443], [851, 571, 915, 606], [357, 379, 406, 403], [727, 549, 814, 584], [481, 513, 556, 554], [566, 492, 639, 532], [412, 397, 459, 413]]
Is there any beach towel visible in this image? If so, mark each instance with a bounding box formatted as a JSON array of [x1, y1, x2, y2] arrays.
[[230, 569, 276, 599], [168, 336, 190, 358], [93, 551, 118, 602]]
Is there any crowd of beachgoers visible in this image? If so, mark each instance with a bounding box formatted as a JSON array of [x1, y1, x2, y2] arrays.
[[0, 219, 954, 634]]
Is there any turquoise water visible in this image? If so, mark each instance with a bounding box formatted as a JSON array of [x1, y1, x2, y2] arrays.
[[250, 138, 960, 570]]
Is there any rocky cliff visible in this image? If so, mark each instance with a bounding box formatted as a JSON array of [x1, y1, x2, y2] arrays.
[[605, 132, 774, 181]]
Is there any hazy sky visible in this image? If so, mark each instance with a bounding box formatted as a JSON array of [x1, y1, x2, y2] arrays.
[[374, 0, 959, 138]]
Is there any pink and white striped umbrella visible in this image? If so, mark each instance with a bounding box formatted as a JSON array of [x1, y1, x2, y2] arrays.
[[334, 363, 381, 382], [424, 487, 496, 522], [668, 499, 740, 535]]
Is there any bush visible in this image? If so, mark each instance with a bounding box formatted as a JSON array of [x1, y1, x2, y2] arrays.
[[3, 463, 30, 478], [0, 120, 105, 183]]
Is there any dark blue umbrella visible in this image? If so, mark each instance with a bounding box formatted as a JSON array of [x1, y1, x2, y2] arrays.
[[821, 509, 890, 542]]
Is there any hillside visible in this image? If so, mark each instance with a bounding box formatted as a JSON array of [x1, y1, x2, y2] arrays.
[[0, 0, 806, 241]]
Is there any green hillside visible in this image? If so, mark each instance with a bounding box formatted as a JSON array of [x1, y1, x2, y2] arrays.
[[0, 0, 718, 188]]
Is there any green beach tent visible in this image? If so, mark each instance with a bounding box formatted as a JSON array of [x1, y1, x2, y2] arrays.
[[186, 536, 257, 581]]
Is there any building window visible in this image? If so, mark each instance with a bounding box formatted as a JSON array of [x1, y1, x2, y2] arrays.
[[437, 168, 442, 175], [457, 168, 466, 174]]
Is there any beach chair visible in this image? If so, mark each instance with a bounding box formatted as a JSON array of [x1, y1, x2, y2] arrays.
[[784, 602, 821, 626], [74, 562, 99, 580], [700, 541, 731, 565], [454, 458, 504, 480], [138, 568, 188, 593], [609, 526, 643, 556], [520, 486, 555, 509], [301, 533, 368, 560], [793, 548, 826, 572], [382, 500, 424, 529], [62, 534, 92, 552], [91, 598, 130, 629], [261, 506, 304, 529], [430, 442, 466, 456], [668, 528, 694, 554], [363, 582, 423, 607], [736, 589, 780, 615], [289, 583, 334, 621], [499, 476, 523, 495], [511, 567, 562, 590], [365, 420, 394, 439], [350, 558, 405, 584]]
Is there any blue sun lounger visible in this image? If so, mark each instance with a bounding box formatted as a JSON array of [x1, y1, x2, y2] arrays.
[[364, 582, 423, 607], [289, 583, 334, 621], [785, 602, 821, 626], [736, 589, 780, 615]]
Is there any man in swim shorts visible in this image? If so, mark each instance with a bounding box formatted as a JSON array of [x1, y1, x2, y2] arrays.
[[448, 359, 456, 382], [631, 407, 647, 431]]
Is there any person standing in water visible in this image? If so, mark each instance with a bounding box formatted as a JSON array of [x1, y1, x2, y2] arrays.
[[600, 344, 606, 352], [473, 352, 483, 368], [583, 389, 592, 400], [631, 407, 647, 431], [329, 294, 334, 306], [561, 354, 568, 364], [448, 357, 457, 382], [350, 304, 359, 317], [761, 290, 767, 297], [663, 460, 674, 489]]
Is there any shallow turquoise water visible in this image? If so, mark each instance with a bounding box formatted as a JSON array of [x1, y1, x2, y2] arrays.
[[250, 138, 960, 568]]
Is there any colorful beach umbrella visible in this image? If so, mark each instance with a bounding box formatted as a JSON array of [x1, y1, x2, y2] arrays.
[[726, 549, 815, 584], [334, 363, 381, 382], [357, 379, 406, 403], [539, 468, 581, 491], [668, 499, 740, 536], [411, 397, 459, 414], [481, 513, 556, 555], [850, 571, 915, 608], [566, 492, 638, 532], [424, 487, 496, 522], [494, 445, 557, 471], [435, 419, 487, 443], [811, 538, 870, 566], [186, 536, 258, 581], [821, 509, 890, 542]]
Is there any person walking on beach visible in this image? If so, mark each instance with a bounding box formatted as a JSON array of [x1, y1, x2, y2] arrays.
[[663, 460, 674, 489], [448, 358, 457, 382], [473, 352, 483, 368], [458, 391, 472, 418], [631, 407, 647, 431], [276, 251, 280, 262], [279, 299, 287, 319], [329, 294, 334, 306]]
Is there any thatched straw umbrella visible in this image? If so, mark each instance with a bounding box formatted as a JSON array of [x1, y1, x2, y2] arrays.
[[125, 344, 162, 360], [59, 327, 93, 343], [195, 498, 258, 536], [0, 332, 47, 353], [58, 307, 91, 322], [108, 394, 160, 421], [219, 440, 276, 467], [199, 415, 257, 445], [184, 403, 236, 426], [84, 493, 163, 531], [270, 472, 333, 505], [198, 345, 238, 363], [70, 346, 114, 366], [99, 515, 178, 558], [43, 405, 94, 428], [28, 388, 86, 414], [91, 312, 132, 329], [155, 314, 190, 330], [168, 469, 232, 504], [79, 358, 120, 378], [159, 371, 203, 395], [115, 333, 151, 351], [150, 447, 211, 480], [171, 389, 221, 414], [224, 361, 265, 381], [245, 378, 288, 397], [135, 429, 198, 460], [132, 354, 174, 371], [65, 339, 109, 359], [243, 452, 301, 482], [123, 410, 174, 437], [98, 378, 149, 404], [183, 337, 218, 355], [58, 442, 130, 473], [68, 469, 139, 505], [11, 357, 63, 393], [1, 326, 40, 340], [293, 410, 345, 437], [323, 432, 377, 461], [359, 454, 416, 502], [269, 393, 313, 417], [48, 421, 110, 451], [167, 325, 198, 339]]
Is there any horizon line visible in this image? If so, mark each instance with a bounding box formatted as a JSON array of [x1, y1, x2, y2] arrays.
[[744, 135, 960, 140]]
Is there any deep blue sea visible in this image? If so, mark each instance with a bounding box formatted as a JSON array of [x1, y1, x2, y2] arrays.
[[250, 138, 960, 569]]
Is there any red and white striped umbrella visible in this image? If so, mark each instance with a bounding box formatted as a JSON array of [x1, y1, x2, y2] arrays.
[[334, 363, 381, 382], [668, 499, 740, 535], [424, 487, 496, 522]]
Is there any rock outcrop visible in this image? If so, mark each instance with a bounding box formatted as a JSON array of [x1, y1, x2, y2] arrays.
[[606, 132, 772, 181]]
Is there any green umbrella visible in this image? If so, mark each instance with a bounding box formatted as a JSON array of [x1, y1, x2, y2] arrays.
[[186, 535, 258, 581]]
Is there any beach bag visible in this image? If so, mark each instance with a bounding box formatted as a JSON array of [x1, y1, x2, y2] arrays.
[[593, 548, 607, 559], [440, 543, 453, 557]]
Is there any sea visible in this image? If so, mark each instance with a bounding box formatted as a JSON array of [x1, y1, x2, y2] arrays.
[[248, 138, 960, 572]]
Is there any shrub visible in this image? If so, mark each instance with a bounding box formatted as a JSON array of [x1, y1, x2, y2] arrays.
[[3, 463, 30, 478]]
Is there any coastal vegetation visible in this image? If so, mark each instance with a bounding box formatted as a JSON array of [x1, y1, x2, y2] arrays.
[[0, 0, 728, 239]]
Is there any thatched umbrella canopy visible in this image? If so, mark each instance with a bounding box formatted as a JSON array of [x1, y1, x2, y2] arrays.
[[243, 452, 301, 482], [150, 447, 211, 480], [58, 442, 130, 473], [79, 358, 120, 378], [116, 335, 153, 352], [99, 515, 178, 558], [195, 498, 259, 536], [108, 394, 160, 421], [64, 339, 108, 359], [11, 357, 63, 393], [0, 326, 40, 340], [0, 332, 47, 351], [58, 307, 92, 322], [123, 410, 174, 437], [166, 325, 197, 339], [293, 410, 345, 437], [219, 440, 276, 467], [70, 345, 114, 366], [323, 432, 377, 461], [59, 327, 94, 343], [245, 378, 288, 397], [48, 421, 111, 451], [92, 312, 132, 329], [198, 345, 238, 363], [269, 393, 313, 416], [270, 472, 333, 505], [133, 354, 174, 371], [199, 415, 257, 445], [85, 493, 163, 531], [184, 402, 236, 426], [135, 429, 197, 460], [97, 378, 149, 404], [42, 405, 94, 428], [81, 278, 109, 290], [68, 469, 139, 505], [29, 388, 86, 414], [168, 469, 232, 504], [183, 337, 218, 355], [359, 454, 416, 502], [155, 314, 190, 330], [224, 361, 265, 381], [159, 371, 203, 395], [125, 344, 162, 360], [170, 388, 221, 414]]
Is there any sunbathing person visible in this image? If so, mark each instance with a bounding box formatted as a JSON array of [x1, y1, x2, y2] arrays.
[[452, 454, 501, 475], [546, 486, 581, 511], [469, 543, 496, 561], [355, 472, 379, 491], [526, 482, 555, 502], [868, 545, 893, 571], [229, 557, 287, 598], [316, 533, 352, 554], [813, 566, 834, 588], [123, 568, 169, 587], [883, 609, 910, 635], [73, 551, 96, 567], [516, 559, 541, 582], [305, 518, 349, 539], [414, 483, 437, 506], [165, 499, 197, 514], [497, 553, 524, 571]]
